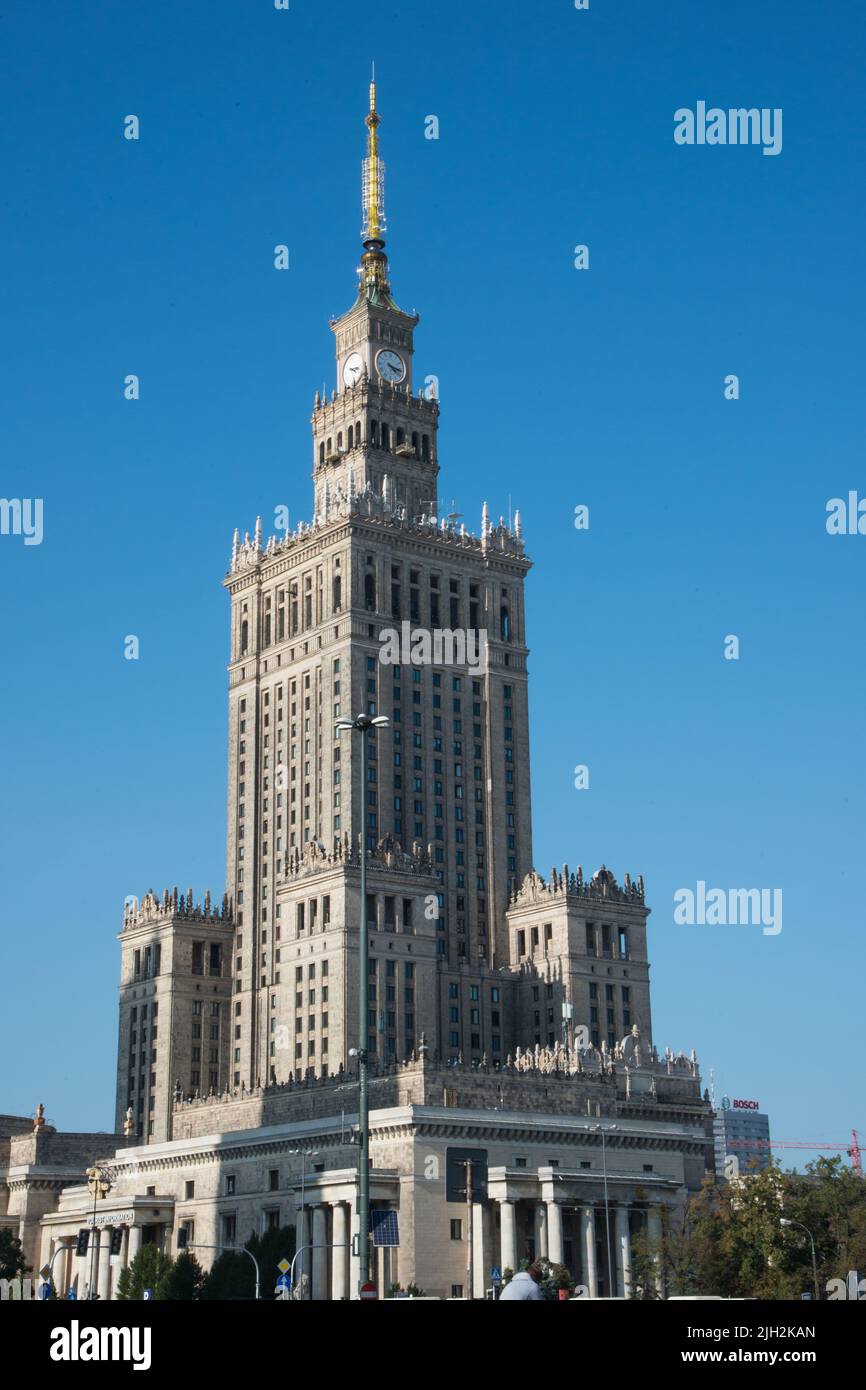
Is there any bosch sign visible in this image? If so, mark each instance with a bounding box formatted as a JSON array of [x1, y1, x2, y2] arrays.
[[732, 1099, 760, 1110]]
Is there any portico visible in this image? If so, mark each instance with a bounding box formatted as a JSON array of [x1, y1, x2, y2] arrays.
[[485, 1165, 672, 1297], [40, 1193, 176, 1301]]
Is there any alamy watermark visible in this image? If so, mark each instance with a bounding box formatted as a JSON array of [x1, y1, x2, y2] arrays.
[[0, 497, 43, 545], [674, 103, 782, 157], [378, 621, 488, 675], [674, 881, 782, 936]]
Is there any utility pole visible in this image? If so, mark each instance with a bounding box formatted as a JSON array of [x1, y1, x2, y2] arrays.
[[462, 1159, 474, 1299]]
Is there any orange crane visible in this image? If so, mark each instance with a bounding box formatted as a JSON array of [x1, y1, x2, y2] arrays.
[[727, 1129, 862, 1177]]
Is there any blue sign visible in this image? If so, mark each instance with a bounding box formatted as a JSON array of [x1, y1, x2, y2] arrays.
[[66, 1289, 77, 1301], [142, 1288, 154, 1301], [490, 1267, 502, 1283], [40, 1283, 52, 1300], [277, 1274, 290, 1289]]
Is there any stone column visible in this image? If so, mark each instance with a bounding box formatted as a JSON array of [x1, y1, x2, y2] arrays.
[[60, 1238, 74, 1296], [471, 1202, 486, 1299], [499, 1200, 517, 1273], [534, 1202, 548, 1261], [646, 1207, 664, 1297], [331, 1203, 348, 1300], [97, 1230, 112, 1301], [127, 1224, 142, 1266], [312, 1205, 328, 1301], [615, 1204, 632, 1298], [580, 1206, 598, 1298], [297, 1205, 311, 1298], [547, 1200, 564, 1266]]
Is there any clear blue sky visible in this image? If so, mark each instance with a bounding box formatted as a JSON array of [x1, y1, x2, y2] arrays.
[[1, 1, 863, 1167]]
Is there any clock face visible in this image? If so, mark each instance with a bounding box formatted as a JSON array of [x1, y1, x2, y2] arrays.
[[342, 352, 364, 388], [376, 348, 406, 384]]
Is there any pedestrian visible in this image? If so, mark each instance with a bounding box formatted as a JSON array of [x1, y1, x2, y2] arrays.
[[498, 1260, 544, 1301]]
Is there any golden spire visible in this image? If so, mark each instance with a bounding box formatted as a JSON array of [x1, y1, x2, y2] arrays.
[[362, 66, 385, 244], [357, 68, 395, 303]]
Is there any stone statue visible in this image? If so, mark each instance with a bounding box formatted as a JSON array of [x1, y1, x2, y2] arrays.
[[34, 1102, 45, 1132], [123, 1107, 135, 1136]]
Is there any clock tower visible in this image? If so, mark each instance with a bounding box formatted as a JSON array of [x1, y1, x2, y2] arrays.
[[312, 77, 439, 523]]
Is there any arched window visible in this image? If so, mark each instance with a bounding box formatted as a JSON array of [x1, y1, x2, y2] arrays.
[[326, 438, 332, 456], [240, 620, 249, 655], [347, 425, 354, 450], [319, 442, 325, 464], [337, 431, 343, 450], [421, 434, 430, 461], [370, 420, 379, 446], [356, 419, 362, 443], [412, 431, 419, 457], [500, 606, 511, 642], [364, 571, 376, 612]]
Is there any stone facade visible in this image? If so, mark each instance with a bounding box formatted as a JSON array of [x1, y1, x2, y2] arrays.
[[27, 1052, 711, 1300], [8, 86, 714, 1300]]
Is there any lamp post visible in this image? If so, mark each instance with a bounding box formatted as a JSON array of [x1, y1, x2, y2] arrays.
[[780, 1218, 820, 1301], [336, 710, 389, 1295], [586, 1124, 618, 1295], [84, 1165, 111, 1299], [289, 1147, 319, 1299]]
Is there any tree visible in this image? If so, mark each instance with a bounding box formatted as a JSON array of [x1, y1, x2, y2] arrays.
[[199, 1249, 255, 1301], [115, 1243, 172, 1300], [156, 1251, 204, 1301], [199, 1224, 296, 1300], [0, 1229, 29, 1281], [648, 1159, 866, 1299]]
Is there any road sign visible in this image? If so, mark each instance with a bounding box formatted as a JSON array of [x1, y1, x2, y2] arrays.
[[40, 1283, 52, 1300], [39, 1264, 52, 1282], [491, 1267, 502, 1283], [277, 1258, 290, 1275], [274, 1285, 290, 1300], [359, 1282, 378, 1301], [277, 1273, 290, 1289], [142, 1288, 154, 1301], [66, 1289, 77, 1301]]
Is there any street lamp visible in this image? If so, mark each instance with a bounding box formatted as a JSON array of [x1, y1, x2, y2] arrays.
[[335, 710, 389, 1295], [586, 1124, 618, 1295], [84, 1165, 112, 1299], [289, 1147, 319, 1299], [780, 1218, 820, 1301]]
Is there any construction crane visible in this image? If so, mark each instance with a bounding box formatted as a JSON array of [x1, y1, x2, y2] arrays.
[[727, 1129, 862, 1177]]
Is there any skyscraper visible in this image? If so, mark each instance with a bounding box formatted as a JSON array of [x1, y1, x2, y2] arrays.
[[117, 81, 656, 1144]]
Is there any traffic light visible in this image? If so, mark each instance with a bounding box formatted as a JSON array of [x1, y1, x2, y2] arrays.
[[75, 1229, 89, 1257], [109, 1227, 123, 1256]]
